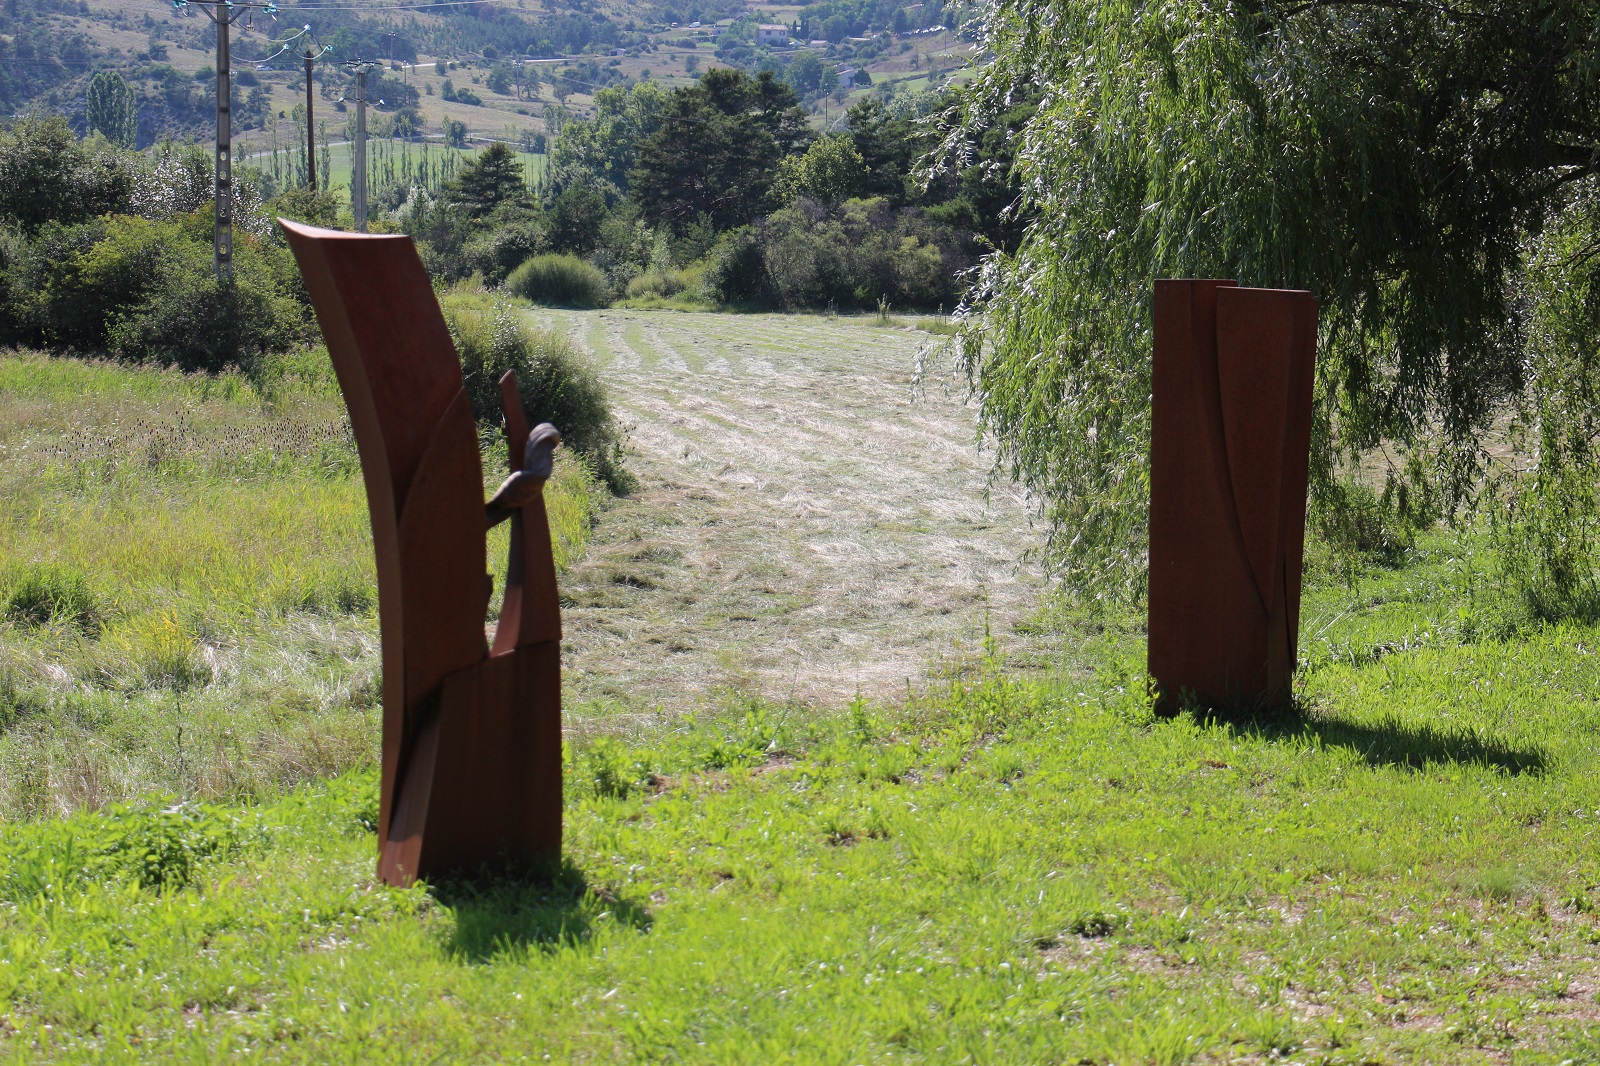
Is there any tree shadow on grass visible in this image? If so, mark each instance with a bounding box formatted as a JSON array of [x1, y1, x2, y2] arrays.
[[428, 855, 653, 964], [1176, 699, 1547, 776]]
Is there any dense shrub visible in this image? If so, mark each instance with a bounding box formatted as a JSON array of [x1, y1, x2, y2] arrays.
[[505, 253, 612, 308], [702, 227, 772, 305], [269, 186, 344, 229], [106, 242, 310, 371], [0, 116, 137, 233], [442, 295, 630, 491], [3, 214, 308, 369], [464, 219, 548, 284], [701, 199, 971, 310], [625, 269, 686, 300], [1310, 479, 1420, 571]]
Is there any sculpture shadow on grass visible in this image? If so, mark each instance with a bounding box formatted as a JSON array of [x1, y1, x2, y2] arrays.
[[1170, 697, 1548, 777], [430, 856, 653, 964]]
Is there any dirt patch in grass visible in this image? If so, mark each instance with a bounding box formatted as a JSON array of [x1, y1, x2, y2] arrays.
[[529, 309, 1047, 716]]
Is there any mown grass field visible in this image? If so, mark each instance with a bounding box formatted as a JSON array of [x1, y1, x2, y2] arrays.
[[524, 307, 1046, 715], [3, 317, 1600, 1062]]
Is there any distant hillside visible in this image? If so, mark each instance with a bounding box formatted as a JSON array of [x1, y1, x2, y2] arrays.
[[3, 0, 972, 180]]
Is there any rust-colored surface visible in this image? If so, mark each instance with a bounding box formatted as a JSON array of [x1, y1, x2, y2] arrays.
[[279, 219, 563, 886], [1148, 280, 1318, 709]]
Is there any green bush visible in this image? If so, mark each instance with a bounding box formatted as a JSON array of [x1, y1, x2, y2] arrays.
[[760, 206, 851, 309], [268, 185, 344, 229], [442, 295, 631, 492], [0, 115, 138, 234], [504, 253, 611, 308], [1311, 480, 1413, 565], [625, 269, 686, 299], [4, 213, 308, 369], [464, 219, 547, 284], [106, 238, 308, 372], [703, 226, 772, 305], [2, 563, 102, 634], [700, 202, 970, 310]]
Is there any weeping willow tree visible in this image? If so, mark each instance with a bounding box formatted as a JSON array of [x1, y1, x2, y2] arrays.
[[943, 1, 1600, 604]]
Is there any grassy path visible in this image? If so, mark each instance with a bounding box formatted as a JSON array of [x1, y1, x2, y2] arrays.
[[528, 309, 1046, 717]]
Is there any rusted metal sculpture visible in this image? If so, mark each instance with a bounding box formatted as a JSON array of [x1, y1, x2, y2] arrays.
[[280, 219, 563, 886], [1148, 280, 1318, 709]]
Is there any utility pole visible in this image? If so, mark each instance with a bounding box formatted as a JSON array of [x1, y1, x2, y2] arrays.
[[169, 0, 278, 280], [304, 44, 316, 191], [276, 29, 330, 193], [216, 6, 231, 277], [350, 60, 370, 231]]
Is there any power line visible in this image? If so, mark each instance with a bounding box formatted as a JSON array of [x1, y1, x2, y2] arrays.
[[277, 0, 521, 10]]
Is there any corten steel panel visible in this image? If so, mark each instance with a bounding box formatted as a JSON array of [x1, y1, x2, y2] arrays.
[[280, 219, 564, 885], [1148, 280, 1318, 708]]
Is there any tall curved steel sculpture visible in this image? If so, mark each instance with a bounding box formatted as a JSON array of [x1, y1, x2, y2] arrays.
[[1148, 279, 1319, 710], [280, 219, 563, 886]]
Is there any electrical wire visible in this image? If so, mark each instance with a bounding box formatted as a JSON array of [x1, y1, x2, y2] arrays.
[[276, 0, 522, 10]]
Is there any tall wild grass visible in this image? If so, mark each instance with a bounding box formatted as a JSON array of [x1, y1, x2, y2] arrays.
[[0, 349, 601, 820]]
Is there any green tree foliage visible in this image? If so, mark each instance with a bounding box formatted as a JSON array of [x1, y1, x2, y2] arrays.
[[2, 215, 307, 369], [631, 69, 812, 232], [544, 181, 608, 256], [443, 142, 528, 219], [0, 116, 135, 234], [945, 0, 1600, 600], [774, 135, 866, 207], [547, 82, 670, 199], [1496, 185, 1600, 620], [847, 99, 922, 205], [785, 49, 825, 96], [86, 71, 138, 149], [0, 119, 306, 368], [704, 197, 970, 310]]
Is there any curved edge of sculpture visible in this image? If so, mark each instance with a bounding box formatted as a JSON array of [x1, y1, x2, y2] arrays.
[[278, 218, 564, 886]]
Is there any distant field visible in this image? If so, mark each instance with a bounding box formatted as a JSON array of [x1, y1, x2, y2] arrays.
[[244, 139, 546, 201]]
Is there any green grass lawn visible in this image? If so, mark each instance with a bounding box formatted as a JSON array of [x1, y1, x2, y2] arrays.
[[4, 344, 1600, 1061]]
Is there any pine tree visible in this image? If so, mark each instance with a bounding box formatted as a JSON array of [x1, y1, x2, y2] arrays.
[[445, 142, 528, 218], [631, 68, 812, 232], [86, 70, 137, 148]]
